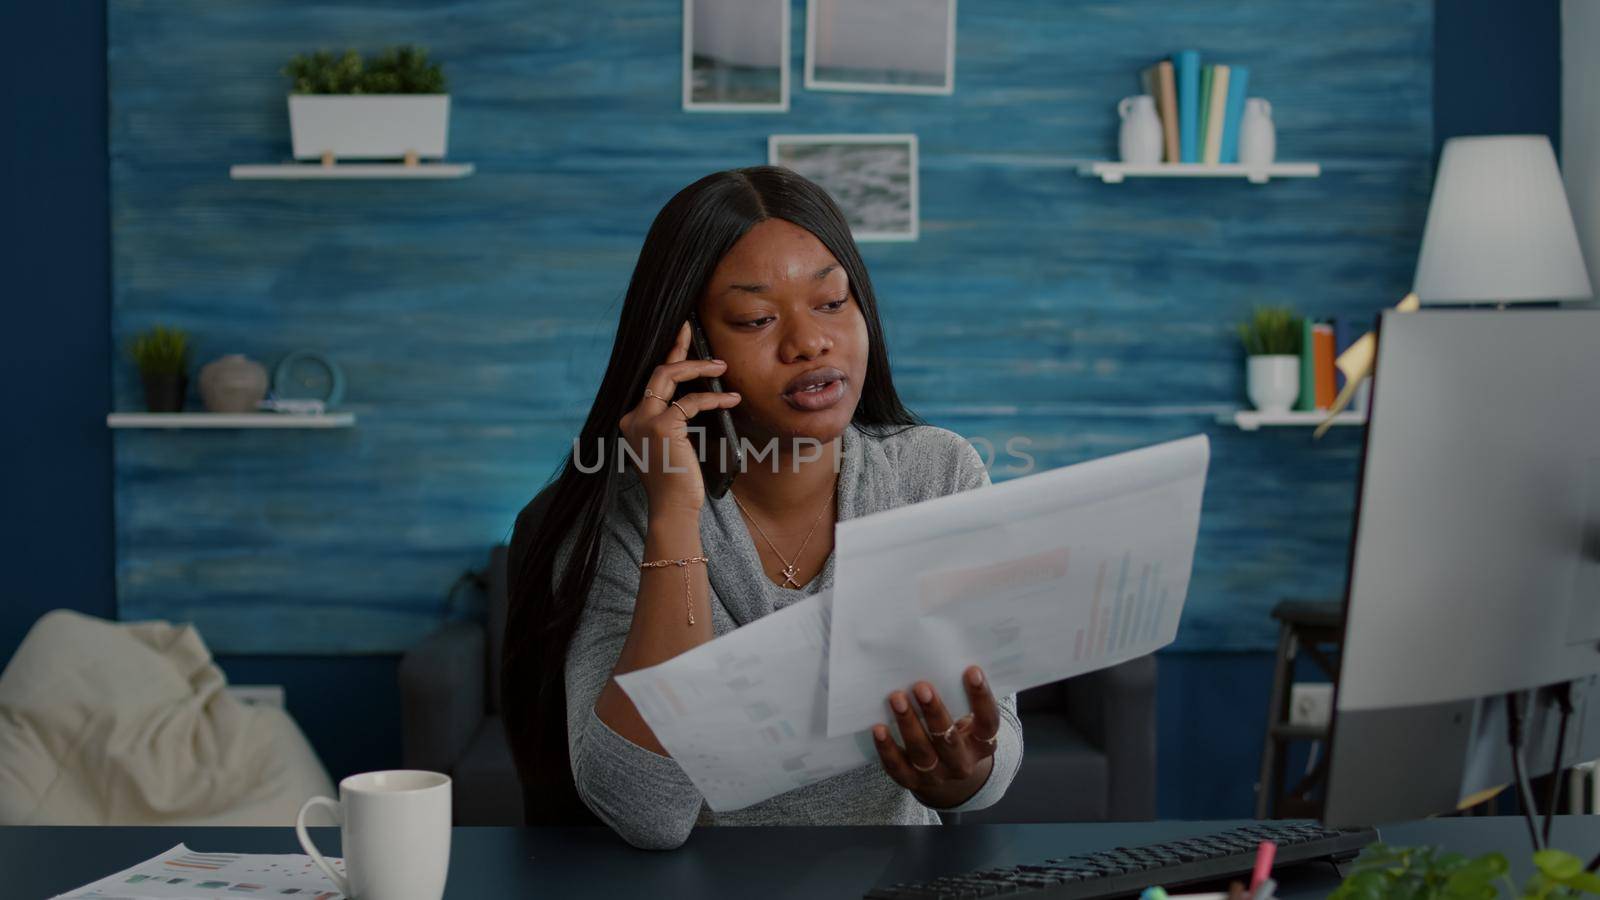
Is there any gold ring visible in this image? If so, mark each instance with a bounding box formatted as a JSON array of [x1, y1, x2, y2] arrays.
[[980, 731, 999, 747], [936, 723, 960, 744], [911, 757, 939, 773], [670, 400, 691, 420], [643, 388, 668, 404]]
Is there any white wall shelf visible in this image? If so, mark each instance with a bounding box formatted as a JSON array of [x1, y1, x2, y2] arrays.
[[1078, 161, 1321, 184], [229, 162, 474, 180], [1217, 410, 1365, 431], [107, 412, 356, 429]]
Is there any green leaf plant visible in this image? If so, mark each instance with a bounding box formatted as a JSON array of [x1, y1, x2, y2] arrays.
[[282, 45, 446, 94], [1330, 844, 1600, 900], [1235, 305, 1304, 357], [127, 325, 191, 377]]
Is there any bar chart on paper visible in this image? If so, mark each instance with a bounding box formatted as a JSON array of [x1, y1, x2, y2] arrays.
[[1076, 555, 1171, 663], [825, 434, 1209, 737], [615, 592, 879, 812], [911, 540, 1188, 694]]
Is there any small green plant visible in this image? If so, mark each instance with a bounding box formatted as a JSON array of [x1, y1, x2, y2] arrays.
[[127, 325, 191, 377], [1236, 305, 1304, 356], [282, 45, 446, 94], [1330, 844, 1600, 900]]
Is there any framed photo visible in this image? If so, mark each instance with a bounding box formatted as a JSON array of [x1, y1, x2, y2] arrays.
[[805, 0, 956, 95], [683, 0, 790, 112], [768, 134, 919, 242]]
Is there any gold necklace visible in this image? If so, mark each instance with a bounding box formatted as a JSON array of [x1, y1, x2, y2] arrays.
[[729, 477, 838, 588]]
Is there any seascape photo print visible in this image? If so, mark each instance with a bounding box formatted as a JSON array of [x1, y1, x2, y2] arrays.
[[684, 0, 789, 111], [769, 134, 919, 241], [806, 0, 955, 94]]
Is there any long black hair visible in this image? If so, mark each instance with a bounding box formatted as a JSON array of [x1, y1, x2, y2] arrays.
[[502, 165, 922, 823]]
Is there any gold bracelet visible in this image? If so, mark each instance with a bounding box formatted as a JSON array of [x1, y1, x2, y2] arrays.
[[638, 556, 709, 626]]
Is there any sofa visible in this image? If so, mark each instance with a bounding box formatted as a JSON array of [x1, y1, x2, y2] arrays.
[[400, 543, 1157, 825]]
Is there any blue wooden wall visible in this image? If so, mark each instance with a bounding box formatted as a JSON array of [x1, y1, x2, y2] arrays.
[[108, 0, 1432, 655]]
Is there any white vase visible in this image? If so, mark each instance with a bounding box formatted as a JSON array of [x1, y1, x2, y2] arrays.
[[199, 354, 270, 413], [1118, 95, 1164, 165], [287, 95, 451, 161], [1247, 355, 1300, 414], [1238, 98, 1276, 167]]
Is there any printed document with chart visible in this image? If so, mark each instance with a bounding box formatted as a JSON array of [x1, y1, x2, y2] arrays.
[[615, 589, 879, 812], [824, 434, 1210, 736], [615, 433, 1209, 810]]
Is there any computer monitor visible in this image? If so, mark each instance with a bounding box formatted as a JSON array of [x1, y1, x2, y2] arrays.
[[1322, 307, 1600, 828]]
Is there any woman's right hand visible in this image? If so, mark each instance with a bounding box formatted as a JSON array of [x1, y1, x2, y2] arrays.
[[619, 320, 742, 516]]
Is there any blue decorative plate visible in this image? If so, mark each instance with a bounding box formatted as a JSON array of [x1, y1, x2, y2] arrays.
[[273, 350, 345, 408]]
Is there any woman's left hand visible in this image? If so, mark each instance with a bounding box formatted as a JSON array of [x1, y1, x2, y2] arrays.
[[871, 665, 1000, 798]]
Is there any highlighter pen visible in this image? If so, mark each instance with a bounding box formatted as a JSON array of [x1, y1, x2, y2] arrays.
[[1250, 840, 1277, 891]]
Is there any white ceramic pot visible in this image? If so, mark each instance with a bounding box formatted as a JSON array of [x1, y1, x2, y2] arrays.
[[199, 354, 269, 413], [288, 95, 451, 161], [1118, 95, 1164, 165], [1238, 98, 1276, 167], [1247, 355, 1300, 413]]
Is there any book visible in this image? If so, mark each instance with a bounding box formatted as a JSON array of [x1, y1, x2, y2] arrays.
[[1176, 50, 1201, 163], [1219, 65, 1250, 163], [1203, 64, 1230, 164], [1312, 321, 1337, 410], [1155, 59, 1179, 163], [1198, 65, 1214, 157], [1296, 318, 1316, 412], [1334, 317, 1359, 392]]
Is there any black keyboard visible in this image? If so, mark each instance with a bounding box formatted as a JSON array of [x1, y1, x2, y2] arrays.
[[863, 820, 1378, 899]]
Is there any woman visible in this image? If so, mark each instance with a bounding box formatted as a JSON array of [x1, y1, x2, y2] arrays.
[[504, 166, 1024, 850]]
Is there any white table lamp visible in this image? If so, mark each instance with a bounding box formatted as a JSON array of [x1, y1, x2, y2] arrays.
[[1412, 134, 1593, 304]]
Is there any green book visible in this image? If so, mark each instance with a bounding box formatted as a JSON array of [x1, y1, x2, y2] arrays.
[[1296, 318, 1316, 411], [1198, 65, 1215, 154]]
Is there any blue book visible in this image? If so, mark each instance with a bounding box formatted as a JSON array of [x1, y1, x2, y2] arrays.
[[1334, 316, 1358, 391], [1176, 50, 1201, 163], [1219, 65, 1250, 163]]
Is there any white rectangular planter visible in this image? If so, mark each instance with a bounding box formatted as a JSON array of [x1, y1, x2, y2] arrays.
[[288, 94, 451, 161]]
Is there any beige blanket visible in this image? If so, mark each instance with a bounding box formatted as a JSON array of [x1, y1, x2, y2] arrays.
[[0, 609, 335, 825]]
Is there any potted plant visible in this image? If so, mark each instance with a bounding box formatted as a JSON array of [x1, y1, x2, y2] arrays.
[[1331, 843, 1600, 900], [281, 45, 450, 165], [128, 325, 192, 413], [1236, 305, 1304, 414]]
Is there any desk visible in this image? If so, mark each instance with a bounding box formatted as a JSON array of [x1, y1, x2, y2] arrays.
[[6, 818, 1596, 899]]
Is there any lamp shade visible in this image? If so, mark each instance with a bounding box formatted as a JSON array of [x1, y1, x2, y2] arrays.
[[1412, 135, 1593, 303]]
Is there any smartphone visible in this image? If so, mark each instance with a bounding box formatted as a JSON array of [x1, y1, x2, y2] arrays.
[[686, 314, 744, 500]]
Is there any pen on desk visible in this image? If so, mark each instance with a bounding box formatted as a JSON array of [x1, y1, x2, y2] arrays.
[[1250, 840, 1277, 890]]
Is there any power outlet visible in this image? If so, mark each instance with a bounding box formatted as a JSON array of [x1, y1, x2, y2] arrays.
[[1289, 683, 1334, 729]]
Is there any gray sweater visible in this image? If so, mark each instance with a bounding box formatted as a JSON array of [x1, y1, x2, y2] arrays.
[[560, 422, 1024, 850]]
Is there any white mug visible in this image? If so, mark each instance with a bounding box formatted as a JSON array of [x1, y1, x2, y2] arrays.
[[295, 770, 452, 900]]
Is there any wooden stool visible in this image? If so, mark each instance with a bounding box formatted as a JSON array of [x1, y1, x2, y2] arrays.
[[1255, 598, 1344, 819]]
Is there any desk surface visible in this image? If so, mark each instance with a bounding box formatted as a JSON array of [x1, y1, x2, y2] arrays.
[[6, 818, 1595, 899]]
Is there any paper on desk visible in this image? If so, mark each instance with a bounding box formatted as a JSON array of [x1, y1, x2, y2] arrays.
[[614, 590, 879, 812], [52, 843, 346, 899], [825, 434, 1210, 737]]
